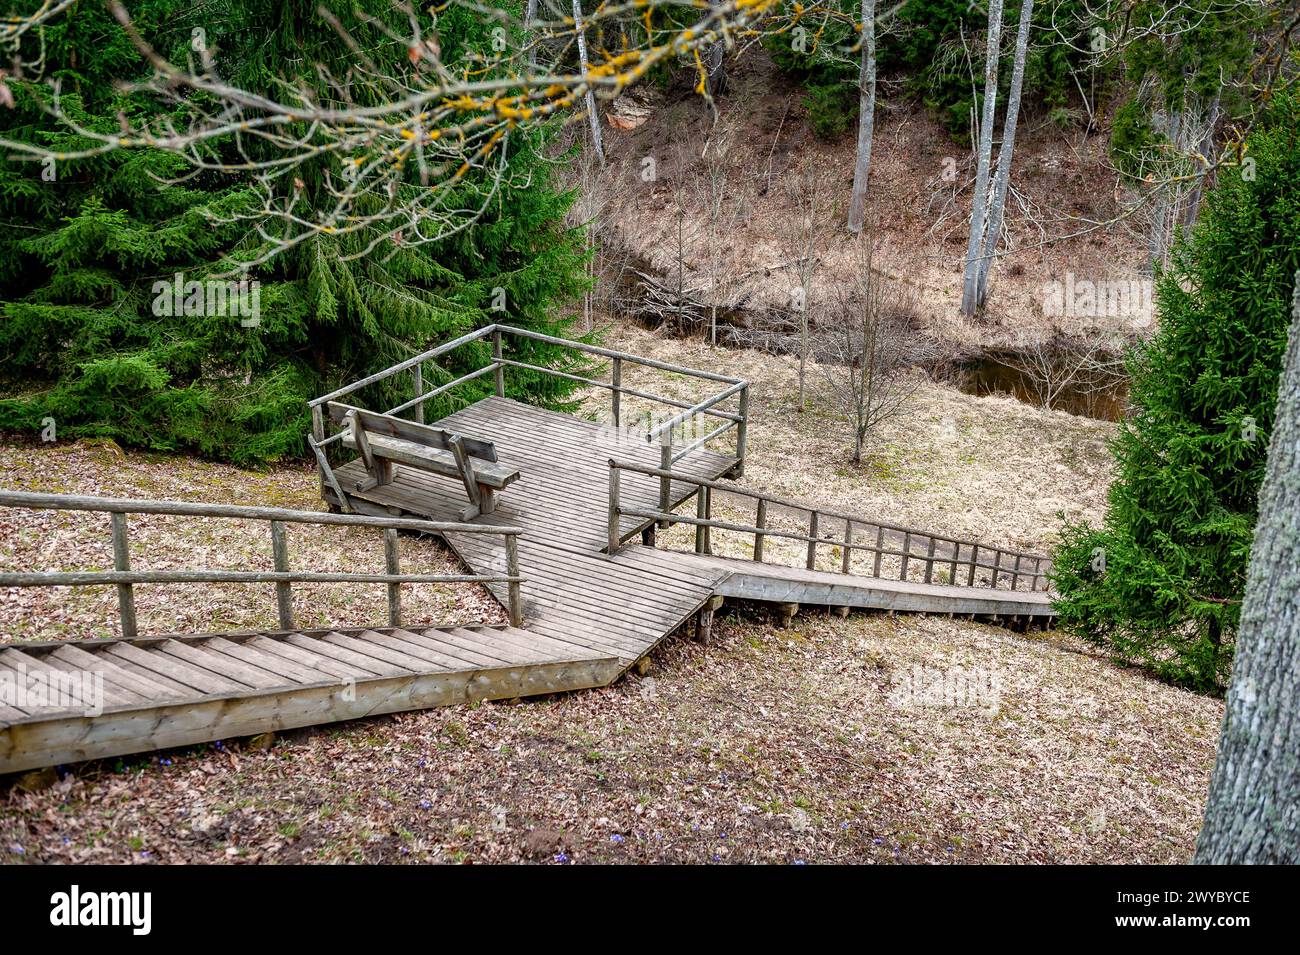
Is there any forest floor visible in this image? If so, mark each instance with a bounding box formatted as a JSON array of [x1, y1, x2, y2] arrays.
[[0, 329, 1222, 864]]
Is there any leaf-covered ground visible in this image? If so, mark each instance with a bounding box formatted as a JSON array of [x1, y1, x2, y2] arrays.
[[1, 329, 1223, 863], [1, 611, 1221, 864]]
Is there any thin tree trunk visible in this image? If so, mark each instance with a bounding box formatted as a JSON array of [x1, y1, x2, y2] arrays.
[[960, 0, 1004, 317], [847, 0, 878, 234], [525, 0, 538, 69], [706, 0, 727, 99], [572, 0, 605, 166], [1196, 279, 1300, 863], [1181, 91, 1221, 230], [974, 0, 1032, 308]]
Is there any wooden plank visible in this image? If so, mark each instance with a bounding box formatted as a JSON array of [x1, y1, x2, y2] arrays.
[[102, 643, 243, 695], [51, 645, 191, 700], [284, 634, 405, 677], [360, 629, 486, 670], [31, 650, 149, 708], [158, 640, 282, 690], [321, 632, 428, 671], [205, 637, 333, 685], [247, 635, 373, 680]]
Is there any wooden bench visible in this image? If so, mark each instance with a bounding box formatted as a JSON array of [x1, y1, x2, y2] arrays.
[[327, 403, 520, 520]]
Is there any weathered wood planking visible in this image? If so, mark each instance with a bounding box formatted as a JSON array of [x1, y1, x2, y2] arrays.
[[0, 623, 618, 773]]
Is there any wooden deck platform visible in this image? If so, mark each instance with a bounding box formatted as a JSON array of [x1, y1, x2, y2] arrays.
[[330, 398, 740, 668]]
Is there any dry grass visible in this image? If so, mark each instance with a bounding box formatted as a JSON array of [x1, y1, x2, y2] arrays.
[[581, 322, 1115, 561]]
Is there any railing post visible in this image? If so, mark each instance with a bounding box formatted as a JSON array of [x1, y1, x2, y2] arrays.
[[753, 498, 767, 561], [611, 356, 622, 428], [411, 364, 425, 424], [384, 528, 402, 627], [734, 384, 749, 477], [505, 533, 523, 627], [607, 461, 621, 554], [271, 520, 295, 630], [311, 403, 327, 500], [1011, 554, 1022, 591], [991, 549, 1002, 589], [110, 512, 137, 639], [924, 537, 937, 584], [872, 525, 884, 577], [841, 519, 852, 574], [949, 543, 959, 585], [658, 434, 672, 529], [695, 486, 711, 554], [493, 327, 505, 397], [806, 510, 819, 570], [968, 544, 979, 587], [900, 531, 912, 580]]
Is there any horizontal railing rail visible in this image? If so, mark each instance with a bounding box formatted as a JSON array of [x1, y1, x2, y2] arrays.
[[0, 490, 525, 635], [306, 324, 751, 486], [606, 461, 1052, 593]]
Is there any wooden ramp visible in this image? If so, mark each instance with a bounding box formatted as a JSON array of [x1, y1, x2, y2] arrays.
[[641, 549, 1056, 621], [0, 624, 619, 774]]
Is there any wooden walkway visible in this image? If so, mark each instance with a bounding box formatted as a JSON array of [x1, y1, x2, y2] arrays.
[[330, 397, 1055, 668], [2, 328, 1055, 772]]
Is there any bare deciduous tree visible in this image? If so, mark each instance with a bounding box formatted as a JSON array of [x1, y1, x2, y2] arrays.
[[817, 231, 931, 463], [689, 115, 750, 343], [960, 0, 1005, 317]]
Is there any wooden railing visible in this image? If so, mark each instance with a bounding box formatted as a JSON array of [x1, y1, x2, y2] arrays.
[[306, 324, 751, 484], [606, 461, 1052, 592], [0, 491, 525, 634]]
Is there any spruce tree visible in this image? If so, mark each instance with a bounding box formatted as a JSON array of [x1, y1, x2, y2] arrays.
[[1051, 90, 1300, 692], [0, 1, 591, 465]]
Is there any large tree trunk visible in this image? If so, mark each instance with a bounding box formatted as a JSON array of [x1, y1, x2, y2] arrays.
[[1195, 280, 1300, 864], [960, 0, 1004, 317], [846, 0, 878, 234], [572, 0, 605, 166], [974, 0, 1032, 308]]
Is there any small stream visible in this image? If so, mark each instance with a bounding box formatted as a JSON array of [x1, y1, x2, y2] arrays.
[[952, 355, 1129, 422]]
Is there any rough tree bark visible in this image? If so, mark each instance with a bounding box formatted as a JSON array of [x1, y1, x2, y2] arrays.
[[572, 0, 605, 166], [960, 0, 1004, 317], [974, 0, 1032, 308], [846, 0, 878, 234], [1195, 275, 1300, 864]]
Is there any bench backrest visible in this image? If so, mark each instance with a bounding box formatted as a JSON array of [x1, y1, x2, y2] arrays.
[[327, 403, 498, 462]]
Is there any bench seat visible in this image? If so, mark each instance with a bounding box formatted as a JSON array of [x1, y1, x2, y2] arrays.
[[339, 431, 520, 489], [325, 402, 519, 519]]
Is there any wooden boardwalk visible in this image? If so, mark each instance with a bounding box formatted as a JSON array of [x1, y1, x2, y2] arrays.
[[2, 327, 1055, 772]]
